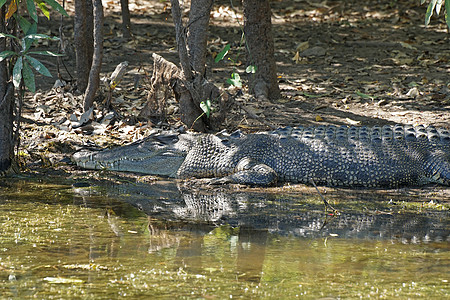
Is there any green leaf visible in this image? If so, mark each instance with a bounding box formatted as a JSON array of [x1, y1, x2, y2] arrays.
[[22, 37, 34, 53], [215, 44, 231, 63], [22, 60, 36, 92], [25, 55, 52, 77], [0, 0, 7, 8], [20, 33, 59, 52], [200, 99, 212, 118], [13, 57, 23, 88], [0, 50, 16, 62], [425, 0, 438, 26], [37, 1, 50, 19], [15, 14, 30, 34], [29, 50, 63, 56], [28, 21, 38, 35], [42, 0, 68, 16], [227, 72, 242, 88], [0, 33, 18, 40], [25, 33, 59, 41], [245, 65, 257, 74], [26, 0, 38, 23]]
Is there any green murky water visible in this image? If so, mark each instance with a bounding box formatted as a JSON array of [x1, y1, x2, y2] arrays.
[[0, 177, 448, 299]]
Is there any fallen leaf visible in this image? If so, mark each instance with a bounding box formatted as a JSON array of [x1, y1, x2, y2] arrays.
[[292, 51, 300, 63], [300, 46, 326, 57], [406, 87, 419, 98], [355, 90, 376, 100], [345, 118, 361, 125], [296, 41, 309, 52], [399, 42, 417, 50]]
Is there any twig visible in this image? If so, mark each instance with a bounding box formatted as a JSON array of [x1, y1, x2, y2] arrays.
[[310, 178, 339, 214]]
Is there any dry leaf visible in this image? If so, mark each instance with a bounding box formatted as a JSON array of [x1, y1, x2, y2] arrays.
[[5, 0, 17, 20], [296, 41, 309, 52], [345, 118, 361, 125], [292, 51, 300, 63], [399, 42, 417, 50]]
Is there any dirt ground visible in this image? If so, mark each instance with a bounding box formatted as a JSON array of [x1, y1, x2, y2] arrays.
[[16, 0, 450, 181]]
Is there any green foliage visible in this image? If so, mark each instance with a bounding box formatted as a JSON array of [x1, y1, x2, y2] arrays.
[[245, 65, 257, 74], [40, 0, 68, 17], [200, 99, 212, 118], [215, 44, 231, 63], [421, 0, 450, 29], [0, 0, 67, 92], [227, 72, 242, 88], [210, 33, 257, 119], [0, 33, 62, 92], [215, 43, 257, 89]]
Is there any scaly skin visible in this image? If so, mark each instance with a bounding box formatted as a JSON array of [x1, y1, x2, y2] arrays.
[[73, 125, 450, 187]]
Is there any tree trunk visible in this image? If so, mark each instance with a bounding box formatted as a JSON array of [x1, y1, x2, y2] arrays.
[[0, 6, 14, 172], [170, 0, 208, 131], [74, 0, 94, 92], [0, 83, 14, 172], [120, 0, 131, 39], [83, 0, 104, 111], [243, 0, 280, 101], [140, 1, 232, 132], [187, 0, 213, 75]]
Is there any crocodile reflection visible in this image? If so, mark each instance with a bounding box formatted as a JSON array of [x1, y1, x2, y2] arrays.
[[135, 187, 448, 282], [74, 181, 449, 283], [121, 185, 449, 244]]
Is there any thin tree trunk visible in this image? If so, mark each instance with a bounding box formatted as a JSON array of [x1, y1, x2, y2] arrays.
[[83, 0, 104, 111], [74, 0, 94, 92], [170, 0, 206, 131], [0, 83, 14, 172], [0, 4, 7, 103], [187, 0, 213, 75], [0, 5, 14, 172], [243, 0, 280, 100], [120, 0, 131, 39]]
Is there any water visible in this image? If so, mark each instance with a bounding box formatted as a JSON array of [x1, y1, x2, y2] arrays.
[[0, 176, 448, 299]]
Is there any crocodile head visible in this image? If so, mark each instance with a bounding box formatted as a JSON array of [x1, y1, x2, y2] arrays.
[[72, 130, 193, 177]]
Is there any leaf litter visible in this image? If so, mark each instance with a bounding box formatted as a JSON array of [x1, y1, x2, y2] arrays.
[[17, 0, 450, 174]]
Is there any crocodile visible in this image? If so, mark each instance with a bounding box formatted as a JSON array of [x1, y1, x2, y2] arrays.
[[72, 125, 450, 187]]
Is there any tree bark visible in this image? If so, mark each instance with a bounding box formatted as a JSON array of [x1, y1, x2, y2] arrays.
[[0, 83, 14, 172], [120, 0, 131, 39], [83, 0, 104, 112], [187, 0, 213, 76], [74, 0, 94, 92], [0, 5, 14, 172], [243, 0, 280, 101], [170, 0, 207, 131]]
